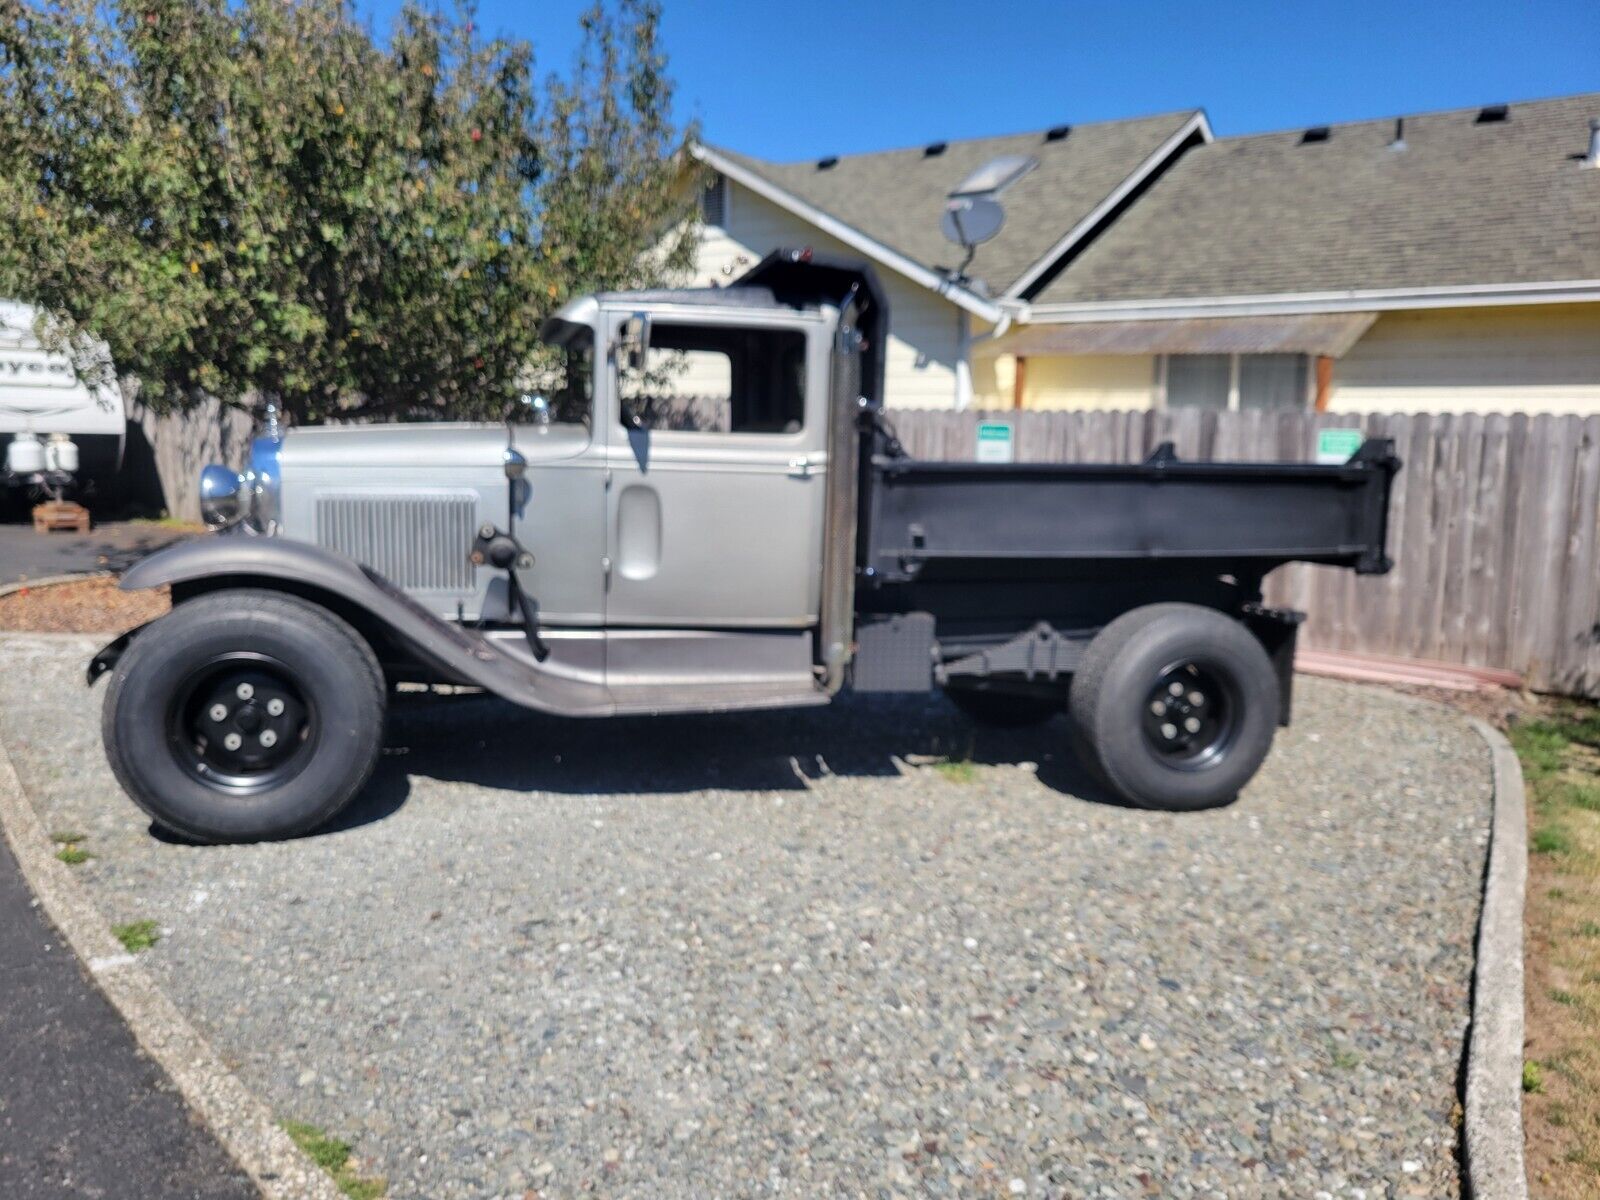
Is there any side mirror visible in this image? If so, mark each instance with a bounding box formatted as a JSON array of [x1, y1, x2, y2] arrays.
[[618, 311, 652, 374]]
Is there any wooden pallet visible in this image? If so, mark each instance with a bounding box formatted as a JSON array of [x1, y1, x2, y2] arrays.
[[31, 500, 91, 534]]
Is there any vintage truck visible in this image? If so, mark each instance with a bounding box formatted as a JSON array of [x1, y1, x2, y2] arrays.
[[89, 251, 1399, 843]]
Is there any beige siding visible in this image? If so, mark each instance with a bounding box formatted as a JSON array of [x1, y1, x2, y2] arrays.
[[686, 184, 965, 410], [975, 351, 1158, 410], [1332, 303, 1600, 414]]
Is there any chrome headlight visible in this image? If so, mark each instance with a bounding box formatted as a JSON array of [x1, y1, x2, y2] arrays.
[[197, 434, 283, 532], [246, 433, 283, 532], [198, 464, 246, 529]]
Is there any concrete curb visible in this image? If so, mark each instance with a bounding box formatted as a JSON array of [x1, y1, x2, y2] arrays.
[[1465, 718, 1529, 1200], [0, 660, 344, 1200]]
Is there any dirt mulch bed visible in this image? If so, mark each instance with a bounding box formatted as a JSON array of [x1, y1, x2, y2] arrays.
[[0, 576, 170, 633]]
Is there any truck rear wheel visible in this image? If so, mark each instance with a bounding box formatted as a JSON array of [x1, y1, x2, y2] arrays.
[[101, 589, 386, 843], [1068, 603, 1278, 811], [945, 687, 1061, 728]]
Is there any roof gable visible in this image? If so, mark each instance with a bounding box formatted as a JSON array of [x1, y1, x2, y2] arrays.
[[698, 110, 1206, 301], [1033, 92, 1600, 308]]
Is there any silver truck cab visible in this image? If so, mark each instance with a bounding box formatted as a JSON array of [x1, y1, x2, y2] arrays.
[[261, 284, 843, 705]]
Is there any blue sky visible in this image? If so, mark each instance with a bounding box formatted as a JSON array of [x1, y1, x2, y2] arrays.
[[358, 0, 1598, 159]]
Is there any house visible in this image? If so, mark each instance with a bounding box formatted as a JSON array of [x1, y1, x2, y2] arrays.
[[688, 110, 1209, 408], [687, 91, 1600, 414]]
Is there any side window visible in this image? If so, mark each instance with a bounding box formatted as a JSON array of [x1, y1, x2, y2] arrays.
[[620, 324, 806, 434]]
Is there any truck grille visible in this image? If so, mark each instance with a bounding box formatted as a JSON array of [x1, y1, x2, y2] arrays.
[[314, 491, 478, 592]]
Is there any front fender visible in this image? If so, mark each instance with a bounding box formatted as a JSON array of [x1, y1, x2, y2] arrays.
[[89, 536, 377, 685], [118, 532, 376, 596], [90, 536, 613, 714]]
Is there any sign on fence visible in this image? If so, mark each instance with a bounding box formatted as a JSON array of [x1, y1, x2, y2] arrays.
[[975, 420, 1014, 463], [1315, 427, 1364, 465]]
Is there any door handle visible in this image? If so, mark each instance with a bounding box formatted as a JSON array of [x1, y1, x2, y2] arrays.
[[787, 456, 813, 478]]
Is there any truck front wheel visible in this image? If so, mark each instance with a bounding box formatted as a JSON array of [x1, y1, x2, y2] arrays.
[[1068, 603, 1278, 811], [101, 589, 386, 843]]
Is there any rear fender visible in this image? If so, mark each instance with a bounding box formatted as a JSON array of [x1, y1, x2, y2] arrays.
[[88, 536, 611, 714]]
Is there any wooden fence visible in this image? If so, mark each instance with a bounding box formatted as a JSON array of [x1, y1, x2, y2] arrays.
[[890, 408, 1600, 697]]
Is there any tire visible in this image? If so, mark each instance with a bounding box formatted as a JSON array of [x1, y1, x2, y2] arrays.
[[1067, 603, 1278, 811], [945, 687, 1061, 728], [101, 589, 386, 843]]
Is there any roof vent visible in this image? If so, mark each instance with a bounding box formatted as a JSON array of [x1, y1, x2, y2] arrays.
[[1476, 104, 1509, 124], [1044, 124, 1072, 143], [816, 155, 838, 170], [1584, 117, 1600, 168], [1299, 126, 1331, 145], [1388, 116, 1407, 151], [923, 141, 947, 158]]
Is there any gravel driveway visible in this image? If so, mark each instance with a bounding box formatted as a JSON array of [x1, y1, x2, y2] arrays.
[[0, 633, 1491, 1200]]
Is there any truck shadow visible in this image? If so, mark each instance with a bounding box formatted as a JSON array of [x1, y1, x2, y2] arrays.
[[322, 690, 1129, 835]]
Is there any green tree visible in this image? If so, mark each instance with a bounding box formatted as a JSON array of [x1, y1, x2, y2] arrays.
[[0, 0, 696, 425]]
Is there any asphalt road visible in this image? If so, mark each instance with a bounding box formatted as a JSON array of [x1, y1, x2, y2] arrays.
[[0, 834, 257, 1199], [0, 520, 192, 586]]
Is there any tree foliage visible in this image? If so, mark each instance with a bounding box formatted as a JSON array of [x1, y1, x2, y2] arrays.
[[0, 0, 696, 423]]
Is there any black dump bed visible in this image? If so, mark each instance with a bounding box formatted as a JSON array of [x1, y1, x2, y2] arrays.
[[861, 439, 1400, 585]]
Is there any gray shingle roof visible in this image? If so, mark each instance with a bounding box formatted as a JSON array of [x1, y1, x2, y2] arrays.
[[705, 110, 1203, 297], [1034, 92, 1600, 306]]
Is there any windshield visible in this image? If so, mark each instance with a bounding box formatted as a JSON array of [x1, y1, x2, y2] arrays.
[[525, 322, 593, 425]]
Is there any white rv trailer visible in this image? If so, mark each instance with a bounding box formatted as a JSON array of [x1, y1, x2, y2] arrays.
[[0, 300, 126, 497]]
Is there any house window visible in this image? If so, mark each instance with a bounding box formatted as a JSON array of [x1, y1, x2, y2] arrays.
[[1161, 353, 1310, 410], [1165, 354, 1231, 409], [700, 174, 727, 227]]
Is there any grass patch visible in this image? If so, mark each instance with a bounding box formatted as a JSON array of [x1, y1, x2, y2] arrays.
[[1535, 826, 1573, 855], [281, 1120, 386, 1199], [55, 846, 92, 866], [1512, 700, 1600, 1197], [1328, 1045, 1361, 1070], [111, 920, 160, 953], [50, 830, 86, 845], [932, 758, 977, 784]]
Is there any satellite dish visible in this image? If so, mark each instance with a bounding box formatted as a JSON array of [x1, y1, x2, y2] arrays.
[[941, 195, 1005, 247]]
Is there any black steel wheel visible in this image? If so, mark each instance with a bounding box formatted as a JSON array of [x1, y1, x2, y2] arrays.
[[1068, 603, 1278, 811], [102, 589, 385, 843], [1138, 661, 1240, 769], [167, 655, 316, 794]]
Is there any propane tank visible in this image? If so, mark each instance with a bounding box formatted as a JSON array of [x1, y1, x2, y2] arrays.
[[5, 431, 45, 475], [45, 433, 79, 475]]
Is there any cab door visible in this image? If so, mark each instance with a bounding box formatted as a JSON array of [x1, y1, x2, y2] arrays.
[[602, 310, 830, 629]]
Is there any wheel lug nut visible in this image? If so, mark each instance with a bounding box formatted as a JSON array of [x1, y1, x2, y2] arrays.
[[1150, 700, 1166, 715], [1184, 716, 1201, 734], [223, 732, 242, 751], [259, 730, 278, 748], [1160, 722, 1177, 739], [266, 698, 285, 717], [209, 703, 228, 722], [1168, 682, 1184, 696], [236, 682, 254, 700], [1188, 691, 1204, 706]]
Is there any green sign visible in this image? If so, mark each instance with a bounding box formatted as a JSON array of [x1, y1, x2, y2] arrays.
[[976, 420, 1014, 464], [1316, 427, 1363, 465]]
